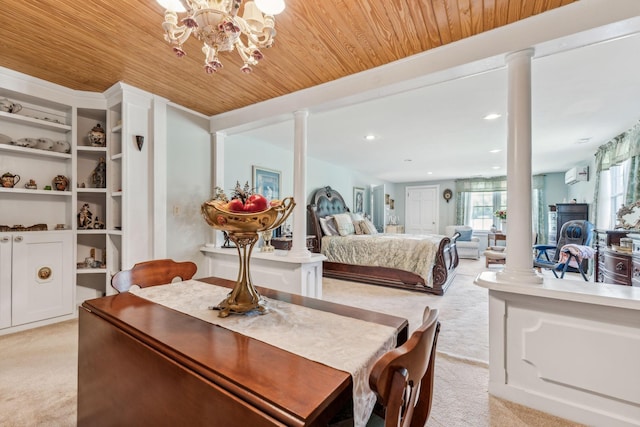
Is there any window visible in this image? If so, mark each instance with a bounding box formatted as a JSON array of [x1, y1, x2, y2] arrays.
[[596, 160, 629, 229], [468, 191, 507, 230]]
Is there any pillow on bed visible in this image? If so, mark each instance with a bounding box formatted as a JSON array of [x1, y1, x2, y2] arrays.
[[333, 213, 355, 236], [350, 212, 364, 222], [319, 216, 339, 236], [360, 218, 378, 235], [350, 213, 365, 234]]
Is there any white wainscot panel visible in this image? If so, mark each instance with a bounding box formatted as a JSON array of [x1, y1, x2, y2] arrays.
[[522, 319, 640, 403], [505, 299, 640, 426]]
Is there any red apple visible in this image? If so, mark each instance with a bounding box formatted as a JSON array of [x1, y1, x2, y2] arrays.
[[244, 194, 268, 212], [225, 198, 245, 213]]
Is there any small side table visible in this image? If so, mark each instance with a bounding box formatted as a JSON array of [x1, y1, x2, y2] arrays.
[[385, 225, 404, 234], [488, 232, 506, 247]]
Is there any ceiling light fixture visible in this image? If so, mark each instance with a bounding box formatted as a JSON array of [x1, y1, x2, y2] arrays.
[[489, 149, 501, 153], [364, 134, 376, 141], [158, 0, 285, 74], [484, 113, 502, 120]]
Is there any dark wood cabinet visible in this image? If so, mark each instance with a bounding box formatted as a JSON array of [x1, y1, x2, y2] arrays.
[[594, 229, 634, 286]]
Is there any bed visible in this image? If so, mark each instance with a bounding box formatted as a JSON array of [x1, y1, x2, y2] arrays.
[[307, 186, 459, 295]]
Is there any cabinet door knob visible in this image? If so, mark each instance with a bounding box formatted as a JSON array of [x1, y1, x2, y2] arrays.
[[616, 262, 625, 271], [14, 236, 23, 243], [1, 236, 9, 243]]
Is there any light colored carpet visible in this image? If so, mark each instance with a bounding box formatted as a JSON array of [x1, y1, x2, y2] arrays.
[[0, 258, 584, 426]]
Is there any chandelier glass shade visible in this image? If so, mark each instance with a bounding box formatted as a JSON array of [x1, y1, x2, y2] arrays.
[[158, 0, 285, 74]]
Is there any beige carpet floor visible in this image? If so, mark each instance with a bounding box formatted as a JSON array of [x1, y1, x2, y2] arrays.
[[0, 258, 585, 426]]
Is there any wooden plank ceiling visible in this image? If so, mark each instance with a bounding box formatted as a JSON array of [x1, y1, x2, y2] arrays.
[[0, 0, 575, 116]]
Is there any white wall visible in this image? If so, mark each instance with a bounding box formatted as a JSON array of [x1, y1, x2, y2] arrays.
[[223, 134, 390, 225], [166, 106, 212, 275]]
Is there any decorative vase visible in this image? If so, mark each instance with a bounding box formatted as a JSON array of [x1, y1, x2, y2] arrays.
[[52, 175, 69, 191], [201, 197, 295, 317], [88, 123, 106, 147], [501, 220, 507, 234]]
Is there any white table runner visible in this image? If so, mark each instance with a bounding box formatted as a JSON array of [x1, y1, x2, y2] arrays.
[[130, 279, 398, 426]]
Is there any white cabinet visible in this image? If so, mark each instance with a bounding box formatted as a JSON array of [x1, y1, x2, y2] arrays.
[[0, 231, 73, 330], [0, 72, 155, 328]]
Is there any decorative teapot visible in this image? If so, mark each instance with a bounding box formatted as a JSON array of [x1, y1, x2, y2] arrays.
[[88, 123, 106, 147], [1, 172, 21, 188]]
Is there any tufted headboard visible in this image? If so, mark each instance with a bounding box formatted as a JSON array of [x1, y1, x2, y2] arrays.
[[307, 186, 350, 252]]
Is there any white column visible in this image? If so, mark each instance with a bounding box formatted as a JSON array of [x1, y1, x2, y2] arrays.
[[496, 48, 542, 284], [289, 110, 311, 259], [207, 131, 225, 248]]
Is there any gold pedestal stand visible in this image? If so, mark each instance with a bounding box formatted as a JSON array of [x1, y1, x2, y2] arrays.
[[201, 197, 295, 317]]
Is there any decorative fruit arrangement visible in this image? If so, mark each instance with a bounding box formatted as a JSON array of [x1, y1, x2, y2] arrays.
[[213, 181, 281, 214]]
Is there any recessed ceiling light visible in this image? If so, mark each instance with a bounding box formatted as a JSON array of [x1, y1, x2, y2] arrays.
[[364, 134, 376, 141], [489, 149, 501, 153], [427, 171, 433, 174], [484, 113, 502, 120], [492, 166, 500, 170]]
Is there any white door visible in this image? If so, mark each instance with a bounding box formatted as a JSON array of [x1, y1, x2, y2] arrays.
[[405, 185, 439, 235]]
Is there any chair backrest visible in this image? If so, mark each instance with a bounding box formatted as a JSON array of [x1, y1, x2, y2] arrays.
[[111, 259, 197, 293], [369, 307, 440, 427], [553, 220, 594, 261]]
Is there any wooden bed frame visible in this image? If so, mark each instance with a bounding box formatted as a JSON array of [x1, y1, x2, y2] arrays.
[[307, 186, 459, 295]]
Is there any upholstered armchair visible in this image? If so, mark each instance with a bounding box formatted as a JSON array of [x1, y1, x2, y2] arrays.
[[445, 225, 480, 259]]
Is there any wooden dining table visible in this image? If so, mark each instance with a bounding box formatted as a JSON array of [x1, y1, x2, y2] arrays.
[[77, 276, 408, 426]]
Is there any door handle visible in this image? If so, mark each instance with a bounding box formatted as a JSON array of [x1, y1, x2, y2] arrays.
[[14, 236, 23, 243], [1, 236, 9, 243]]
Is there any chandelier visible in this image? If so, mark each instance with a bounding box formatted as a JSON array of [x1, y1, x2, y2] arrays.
[[157, 0, 285, 74]]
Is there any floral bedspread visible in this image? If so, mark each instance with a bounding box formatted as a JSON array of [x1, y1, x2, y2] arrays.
[[321, 233, 445, 285]]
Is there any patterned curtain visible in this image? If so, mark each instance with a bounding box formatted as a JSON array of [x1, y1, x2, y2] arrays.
[[593, 121, 640, 226], [532, 175, 545, 244]]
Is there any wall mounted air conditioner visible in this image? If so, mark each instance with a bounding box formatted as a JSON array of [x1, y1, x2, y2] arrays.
[[565, 166, 589, 185]]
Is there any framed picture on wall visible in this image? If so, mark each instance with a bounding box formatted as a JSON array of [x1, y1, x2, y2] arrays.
[[353, 187, 365, 213], [252, 166, 281, 201]]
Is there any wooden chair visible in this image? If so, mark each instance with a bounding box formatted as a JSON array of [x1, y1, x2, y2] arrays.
[[111, 259, 197, 293], [368, 307, 440, 427]]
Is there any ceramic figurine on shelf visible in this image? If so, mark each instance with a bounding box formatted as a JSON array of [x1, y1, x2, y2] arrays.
[[24, 179, 37, 190], [92, 217, 105, 229], [77, 203, 93, 229], [90, 157, 106, 188]]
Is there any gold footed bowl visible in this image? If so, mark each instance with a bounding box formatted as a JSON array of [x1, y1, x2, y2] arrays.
[[201, 197, 295, 317]]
